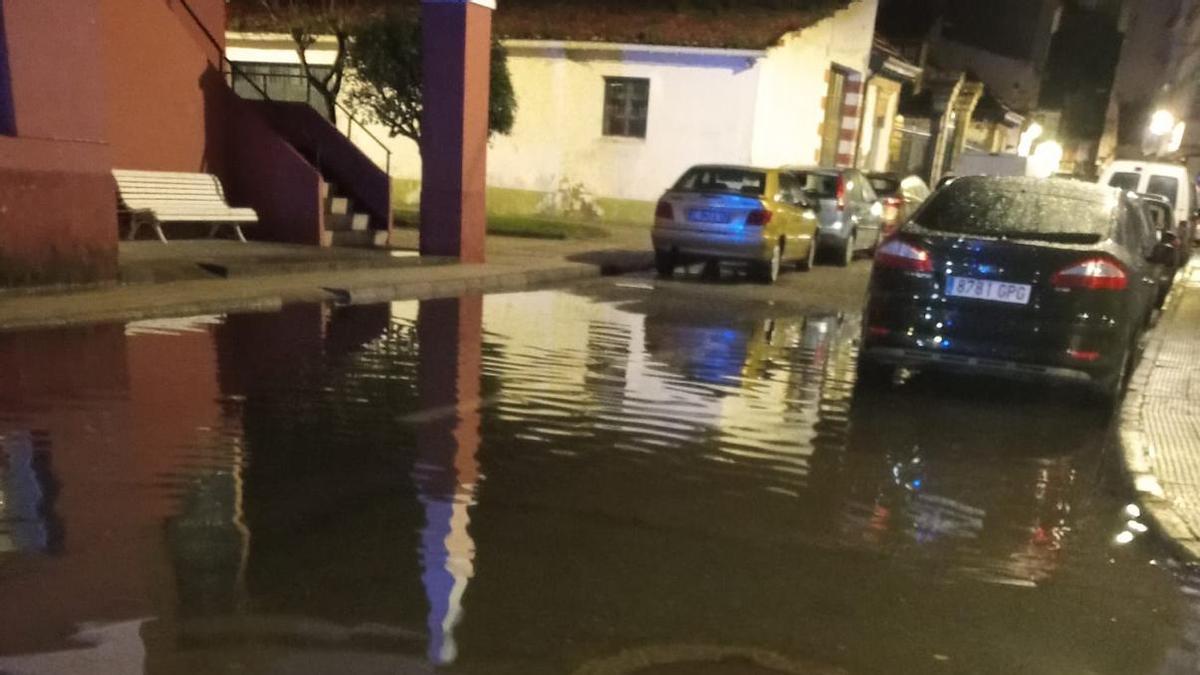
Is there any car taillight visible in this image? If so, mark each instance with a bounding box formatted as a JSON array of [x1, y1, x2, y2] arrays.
[[875, 238, 933, 273], [1051, 257, 1128, 291], [655, 201, 673, 220], [883, 197, 901, 223], [836, 175, 847, 211], [746, 209, 773, 227]]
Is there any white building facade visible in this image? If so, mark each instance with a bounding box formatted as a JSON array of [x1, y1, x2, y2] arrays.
[[227, 0, 879, 223]]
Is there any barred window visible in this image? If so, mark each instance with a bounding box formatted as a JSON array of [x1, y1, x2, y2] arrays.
[[603, 77, 650, 138]]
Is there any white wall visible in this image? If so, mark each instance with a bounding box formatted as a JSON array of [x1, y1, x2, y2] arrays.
[[751, 0, 878, 167], [480, 43, 763, 203]]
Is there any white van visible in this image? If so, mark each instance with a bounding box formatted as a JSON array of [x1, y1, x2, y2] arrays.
[[1099, 160, 1199, 243]]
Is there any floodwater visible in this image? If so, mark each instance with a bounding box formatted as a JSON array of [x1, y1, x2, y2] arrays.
[[0, 279, 1198, 674]]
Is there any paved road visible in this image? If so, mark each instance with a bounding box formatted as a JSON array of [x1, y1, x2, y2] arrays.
[[1, 256, 1200, 674]]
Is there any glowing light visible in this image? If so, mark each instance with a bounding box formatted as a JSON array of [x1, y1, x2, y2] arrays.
[[1029, 141, 1063, 178], [1018, 122, 1044, 157], [1127, 520, 1149, 533], [1150, 109, 1177, 136], [1169, 121, 1187, 152], [1125, 503, 1141, 518], [1114, 531, 1135, 545]]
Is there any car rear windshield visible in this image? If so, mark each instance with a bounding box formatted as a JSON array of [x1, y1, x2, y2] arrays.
[[793, 172, 840, 198], [908, 178, 1114, 243], [868, 176, 900, 195], [1146, 175, 1180, 209], [673, 167, 767, 197], [1107, 172, 1141, 192]]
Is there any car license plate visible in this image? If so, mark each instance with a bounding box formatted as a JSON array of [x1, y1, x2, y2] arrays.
[[688, 208, 731, 224], [946, 276, 1031, 305]]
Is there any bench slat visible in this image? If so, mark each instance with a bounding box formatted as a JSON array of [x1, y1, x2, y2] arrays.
[[114, 169, 258, 242]]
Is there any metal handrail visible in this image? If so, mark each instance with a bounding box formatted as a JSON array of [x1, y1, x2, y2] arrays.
[[177, 0, 392, 178]]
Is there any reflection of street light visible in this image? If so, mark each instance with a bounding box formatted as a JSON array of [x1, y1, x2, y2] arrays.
[[1150, 109, 1176, 136], [1169, 121, 1187, 152], [1018, 122, 1044, 157]]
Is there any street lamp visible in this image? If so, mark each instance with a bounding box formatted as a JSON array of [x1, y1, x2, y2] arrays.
[[1018, 122, 1044, 157], [1150, 109, 1176, 136]]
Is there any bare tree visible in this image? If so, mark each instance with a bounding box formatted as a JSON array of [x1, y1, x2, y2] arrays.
[[232, 0, 380, 124]]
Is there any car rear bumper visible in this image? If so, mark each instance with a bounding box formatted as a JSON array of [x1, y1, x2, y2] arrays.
[[653, 226, 771, 262], [861, 346, 1097, 384]]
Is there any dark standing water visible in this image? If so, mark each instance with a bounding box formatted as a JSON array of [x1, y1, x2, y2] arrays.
[[0, 282, 1198, 674]]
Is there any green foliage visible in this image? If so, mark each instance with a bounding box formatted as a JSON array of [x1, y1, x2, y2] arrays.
[[348, 13, 517, 147]]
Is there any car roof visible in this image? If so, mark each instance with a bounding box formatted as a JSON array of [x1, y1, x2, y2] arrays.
[[947, 175, 1122, 202], [1104, 160, 1190, 175], [685, 164, 776, 173], [782, 166, 843, 174]]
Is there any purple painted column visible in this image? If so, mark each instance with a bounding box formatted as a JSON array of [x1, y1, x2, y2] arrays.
[[420, 0, 495, 263]]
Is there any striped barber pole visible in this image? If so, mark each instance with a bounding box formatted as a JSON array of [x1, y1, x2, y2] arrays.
[[836, 72, 864, 168]]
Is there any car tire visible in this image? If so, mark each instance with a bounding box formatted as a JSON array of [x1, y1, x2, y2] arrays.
[[798, 240, 816, 271], [836, 233, 855, 268], [654, 250, 676, 278], [1090, 345, 1134, 410], [754, 242, 783, 284], [855, 356, 894, 388]]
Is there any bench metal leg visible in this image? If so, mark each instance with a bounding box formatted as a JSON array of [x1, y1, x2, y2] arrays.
[[233, 225, 248, 243], [208, 223, 222, 238], [153, 222, 169, 244], [127, 215, 141, 241]]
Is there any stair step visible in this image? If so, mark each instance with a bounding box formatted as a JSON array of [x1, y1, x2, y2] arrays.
[[326, 229, 375, 248], [328, 196, 351, 215], [351, 213, 370, 232], [325, 212, 355, 232]]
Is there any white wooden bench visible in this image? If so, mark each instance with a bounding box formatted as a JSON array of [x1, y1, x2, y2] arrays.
[[113, 169, 258, 243]]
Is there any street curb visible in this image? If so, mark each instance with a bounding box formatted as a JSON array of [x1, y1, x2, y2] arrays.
[[0, 257, 652, 333], [1118, 283, 1200, 563]]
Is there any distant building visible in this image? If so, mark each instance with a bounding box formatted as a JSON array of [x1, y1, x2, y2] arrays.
[[229, 0, 884, 224]]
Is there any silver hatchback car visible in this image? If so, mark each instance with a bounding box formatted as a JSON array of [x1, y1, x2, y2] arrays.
[[783, 167, 886, 266]]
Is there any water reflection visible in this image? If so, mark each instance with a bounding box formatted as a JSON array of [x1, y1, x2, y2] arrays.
[[0, 287, 1196, 673]]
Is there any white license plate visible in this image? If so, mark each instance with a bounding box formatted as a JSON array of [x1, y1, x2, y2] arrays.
[[946, 276, 1032, 305], [688, 208, 731, 224]]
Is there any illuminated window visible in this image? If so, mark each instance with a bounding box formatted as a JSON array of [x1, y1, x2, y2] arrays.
[[603, 77, 650, 139]]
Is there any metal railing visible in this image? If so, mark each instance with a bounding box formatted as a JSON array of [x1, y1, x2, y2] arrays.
[[177, 0, 392, 178]]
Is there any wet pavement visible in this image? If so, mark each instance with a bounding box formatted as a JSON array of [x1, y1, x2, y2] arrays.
[[1, 261, 1199, 674]]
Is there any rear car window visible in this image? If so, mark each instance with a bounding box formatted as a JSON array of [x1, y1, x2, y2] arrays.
[[793, 172, 840, 198], [1146, 175, 1180, 209], [909, 177, 1115, 243], [673, 167, 767, 196], [1107, 172, 1141, 192], [869, 176, 900, 195]]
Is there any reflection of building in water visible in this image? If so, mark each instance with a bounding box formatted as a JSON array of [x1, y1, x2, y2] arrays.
[[413, 297, 483, 666], [477, 290, 854, 490], [0, 431, 61, 555]]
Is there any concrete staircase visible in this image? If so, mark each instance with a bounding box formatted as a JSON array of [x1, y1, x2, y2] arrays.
[[320, 182, 388, 248]]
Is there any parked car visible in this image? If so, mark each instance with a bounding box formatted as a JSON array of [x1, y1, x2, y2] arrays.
[[652, 165, 820, 283], [859, 176, 1175, 404], [783, 166, 885, 266], [1135, 192, 1181, 306], [867, 172, 931, 239], [1137, 192, 1187, 267], [1099, 159, 1199, 245]]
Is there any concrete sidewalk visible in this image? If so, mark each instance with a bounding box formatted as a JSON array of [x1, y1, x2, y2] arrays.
[[0, 224, 652, 332], [1122, 260, 1200, 560]]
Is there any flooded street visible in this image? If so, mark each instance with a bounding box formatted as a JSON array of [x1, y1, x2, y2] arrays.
[[2, 267, 1200, 674]]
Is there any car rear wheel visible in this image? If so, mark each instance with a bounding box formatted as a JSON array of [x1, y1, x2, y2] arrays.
[[654, 250, 676, 278], [754, 243, 783, 284], [1090, 345, 1134, 410], [836, 233, 856, 267], [855, 356, 894, 388]]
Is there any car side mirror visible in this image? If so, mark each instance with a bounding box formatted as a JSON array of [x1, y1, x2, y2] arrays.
[[1151, 241, 1177, 266], [1161, 229, 1180, 247]]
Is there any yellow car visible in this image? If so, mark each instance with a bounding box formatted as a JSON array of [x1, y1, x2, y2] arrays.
[[652, 165, 820, 284]]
